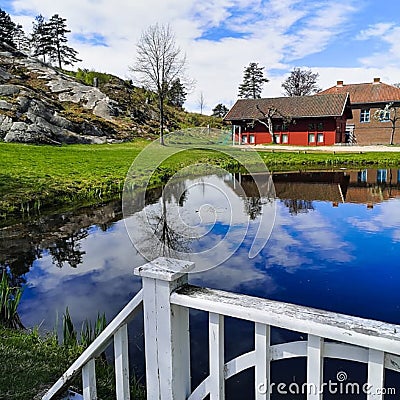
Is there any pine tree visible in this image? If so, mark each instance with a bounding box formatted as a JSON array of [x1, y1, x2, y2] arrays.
[[0, 8, 17, 48], [212, 103, 229, 118], [167, 78, 187, 108], [46, 14, 81, 69], [31, 15, 52, 62], [14, 24, 30, 53], [238, 62, 269, 99]]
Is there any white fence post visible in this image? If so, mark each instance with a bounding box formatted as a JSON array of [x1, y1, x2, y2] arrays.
[[134, 257, 194, 400]]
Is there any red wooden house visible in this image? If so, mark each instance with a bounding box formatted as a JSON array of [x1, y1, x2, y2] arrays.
[[223, 93, 352, 146]]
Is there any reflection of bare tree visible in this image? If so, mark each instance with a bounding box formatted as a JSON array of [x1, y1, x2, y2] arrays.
[[282, 199, 314, 215], [243, 197, 263, 220], [137, 183, 194, 259], [151, 190, 190, 257], [48, 230, 88, 268]]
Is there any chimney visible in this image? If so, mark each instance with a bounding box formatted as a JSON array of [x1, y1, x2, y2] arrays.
[[336, 80, 344, 87], [373, 77, 380, 84]]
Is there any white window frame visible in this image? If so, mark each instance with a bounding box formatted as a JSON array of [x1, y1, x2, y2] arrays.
[[241, 135, 248, 144], [377, 169, 387, 183], [317, 133, 324, 143], [360, 109, 370, 123], [249, 135, 255, 144], [282, 134, 288, 144], [308, 133, 315, 143]]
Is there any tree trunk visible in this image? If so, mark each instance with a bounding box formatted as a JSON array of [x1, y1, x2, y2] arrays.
[[159, 95, 165, 146], [390, 123, 395, 145]]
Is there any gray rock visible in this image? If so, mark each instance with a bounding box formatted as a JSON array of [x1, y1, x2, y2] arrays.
[[0, 100, 13, 110], [0, 84, 20, 96], [0, 115, 13, 139], [93, 99, 118, 120], [0, 67, 12, 81]]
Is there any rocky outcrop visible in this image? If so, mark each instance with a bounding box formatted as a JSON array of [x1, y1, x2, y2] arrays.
[[0, 42, 124, 144]]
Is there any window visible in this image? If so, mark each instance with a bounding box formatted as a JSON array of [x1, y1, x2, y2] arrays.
[[317, 122, 324, 131], [377, 169, 387, 183], [249, 135, 255, 144], [274, 134, 281, 144], [379, 110, 390, 122], [308, 133, 315, 143], [241, 135, 248, 144], [358, 170, 367, 183], [360, 109, 370, 123], [282, 123, 289, 131], [308, 123, 316, 131], [317, 133, 324, 143], [282, 134, 288, 144], [274, 124, 281, 132]]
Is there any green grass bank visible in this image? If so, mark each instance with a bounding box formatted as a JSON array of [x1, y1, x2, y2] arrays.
[[1, 140, 400, 221]]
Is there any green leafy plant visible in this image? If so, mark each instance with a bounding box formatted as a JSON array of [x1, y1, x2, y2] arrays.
[[0, 271, 23, 329]]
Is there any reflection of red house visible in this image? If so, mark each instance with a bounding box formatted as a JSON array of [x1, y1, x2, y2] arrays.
[[223, 94, 352, 146]]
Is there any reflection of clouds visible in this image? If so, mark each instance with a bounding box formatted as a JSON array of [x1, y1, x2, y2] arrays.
[[126, 175, 275, 272], [264, 202, 354, 269], [348, 200, 400, 242], [19, 221, 144, 331]]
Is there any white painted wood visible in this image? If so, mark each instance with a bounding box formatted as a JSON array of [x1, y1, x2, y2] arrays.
[[187, 376, 210, 400], [255, 323, 270, 400], [324, 342, 368, 363], [141, 277, 160, 400], [306, 335, 323, 400], [42, 289, 143, 400], [209, 313, 225, 400], [114, 324, 130, 400], [134, 257, 194, 281], [140, 261, 191, 400], [82, 359, 97, 400], [224, 351, 256, 379], [367, 349, 385, 400], [385, 353, 400, 372], [171, 286, 400, 356], [270, 341, 307, 361]]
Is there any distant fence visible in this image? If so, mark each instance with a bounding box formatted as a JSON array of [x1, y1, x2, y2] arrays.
[[164, 127, 232, 145]]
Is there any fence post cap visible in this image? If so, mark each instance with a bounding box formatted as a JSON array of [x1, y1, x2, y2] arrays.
[[134, 257, 194, 281]]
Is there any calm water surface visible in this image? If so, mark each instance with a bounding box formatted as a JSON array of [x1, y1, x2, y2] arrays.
[[2, 168, 400, 398]]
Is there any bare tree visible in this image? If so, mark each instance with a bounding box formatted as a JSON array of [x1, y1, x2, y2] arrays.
[[130, 24, 188, 145], [197, 91, 206, 114], [374, 102, 399, 145], [282, 67, 321, 96], [255, 105, 292, 143]]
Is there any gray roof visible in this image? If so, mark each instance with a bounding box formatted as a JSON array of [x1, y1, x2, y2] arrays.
[[224, 93, 351, 121]]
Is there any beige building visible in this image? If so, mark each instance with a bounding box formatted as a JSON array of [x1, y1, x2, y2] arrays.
[[319, 78, 400, 145]]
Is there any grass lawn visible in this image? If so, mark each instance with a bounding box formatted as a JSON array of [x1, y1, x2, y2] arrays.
[[0, 327, 145, 400], [1, 140, 400, 220]]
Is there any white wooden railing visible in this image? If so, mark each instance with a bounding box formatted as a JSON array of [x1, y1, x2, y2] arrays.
[[42, 257, 400, 400]]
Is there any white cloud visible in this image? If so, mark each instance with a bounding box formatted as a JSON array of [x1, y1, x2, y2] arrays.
[[8, 0, 398, 113], [348, 199, 400, 242], [356, 22, 396, 40]]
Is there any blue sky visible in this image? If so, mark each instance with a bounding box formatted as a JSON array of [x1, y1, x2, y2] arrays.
[[2, 0, 400, 112]]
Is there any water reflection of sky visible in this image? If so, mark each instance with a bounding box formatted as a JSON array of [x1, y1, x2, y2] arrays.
[[16, 174, 400, 333], [7, 172, 398, 400]]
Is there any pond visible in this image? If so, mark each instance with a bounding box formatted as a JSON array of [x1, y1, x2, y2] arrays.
[[2, 168, 400, 398]]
